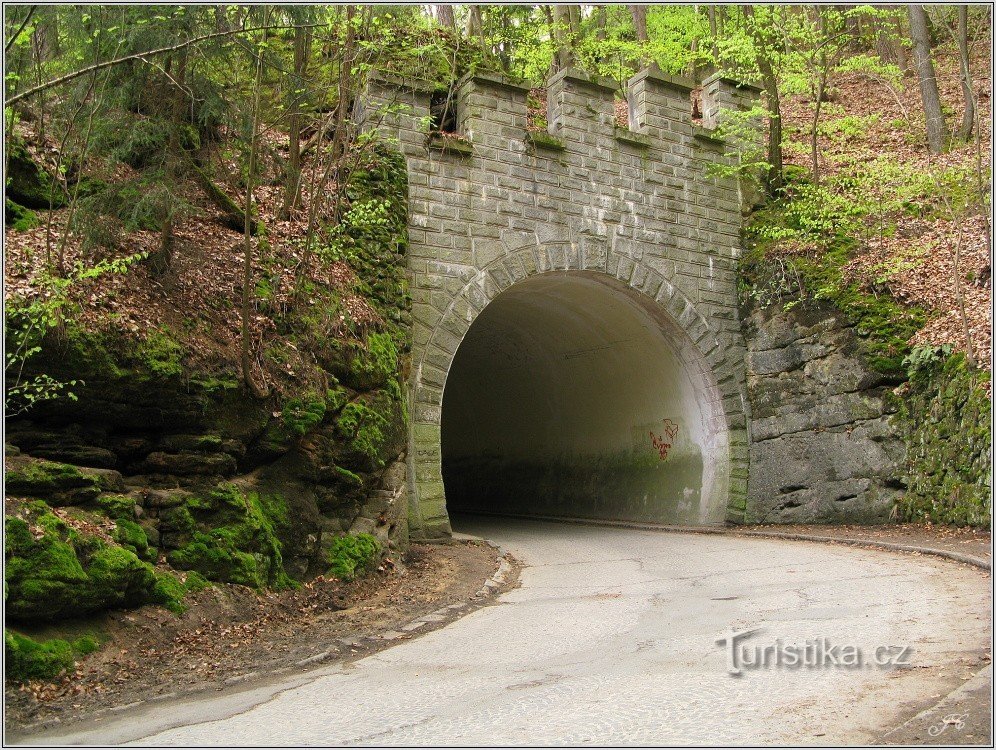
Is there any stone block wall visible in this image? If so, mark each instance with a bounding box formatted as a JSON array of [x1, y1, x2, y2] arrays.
[[357, 67, 760, 540]]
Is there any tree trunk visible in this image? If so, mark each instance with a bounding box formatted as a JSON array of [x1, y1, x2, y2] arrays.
[[436, 4, 455, 30], [281, 23, 308, 219], [467, 5, 483, 38], [594, 5, 607, 42], [744, 7, 783, 194], [551, 5, 577, 71], [892, 11, 910, 75], [630, 5, 648, 42], [150, 49, 187, 277], [708, 6, 719, 63], [908, 4, 949, 154], [956, 5, 975, 141], [242, 21, 269, 399]]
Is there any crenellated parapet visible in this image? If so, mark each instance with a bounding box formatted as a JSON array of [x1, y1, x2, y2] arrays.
[[356, 66, 760, 541]]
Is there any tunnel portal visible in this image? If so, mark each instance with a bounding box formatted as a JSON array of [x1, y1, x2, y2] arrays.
[[441, 272, 730, 525]]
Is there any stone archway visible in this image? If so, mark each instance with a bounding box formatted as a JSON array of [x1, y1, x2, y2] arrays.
[[441, 270, 731, 526], [407, 241, 749, 541], [355, 68, 761, 541]]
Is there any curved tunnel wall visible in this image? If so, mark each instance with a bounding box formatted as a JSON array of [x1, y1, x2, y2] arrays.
[[441, 272, 730, 525]]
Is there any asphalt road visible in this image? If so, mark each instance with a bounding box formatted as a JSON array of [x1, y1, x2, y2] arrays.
[[22, 518, 992, 745]]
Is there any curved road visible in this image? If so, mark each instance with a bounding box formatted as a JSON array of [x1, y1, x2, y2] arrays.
[[29, 518, 992, 745]]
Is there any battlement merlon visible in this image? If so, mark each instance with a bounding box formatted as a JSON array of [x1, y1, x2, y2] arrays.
[[701, 73, 764, 132], [356, 67, 760, 158]]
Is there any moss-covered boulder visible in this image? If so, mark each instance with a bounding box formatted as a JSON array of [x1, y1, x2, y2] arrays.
[[6, 138, 66, 209], [5, 198, 39, 230], [325, 532, 381, 581], [4, 501, 181, 622], [332, 391, 406, 473], [4, 457, 122, 505], [4, 629, 100, 683], [165, 484, 293, 588]]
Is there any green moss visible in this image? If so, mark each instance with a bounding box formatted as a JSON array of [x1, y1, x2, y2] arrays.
[[136, 329, 185, 379], [325, 533, 381, 581], [113, 518, 154, 562], [5, 198, 39, 231], [526, 131, 566, 151], [334, 391, 401, 471], [5, 137, 66, 209], [182, 570, 210, 592], [5, 503, 181, 621], [4, 460, 103, 499], [93, 493, 136, 520], [150, 571, 188, 614], [355, 332, 399, 389], [896, 350, 992, 526], [189, 373, 240, 393], [4, 630, 74, 682], [282, 391, 327, 437], [4, 628, 106, 684], [165, 484, 294, 589]]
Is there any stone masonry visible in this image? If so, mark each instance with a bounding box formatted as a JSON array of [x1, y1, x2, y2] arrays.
[[357, 67, 761, 541]]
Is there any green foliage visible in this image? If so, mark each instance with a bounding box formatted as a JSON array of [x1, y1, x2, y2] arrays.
[[325, 533, 381, 581], [897, 351, 992, 526], [741, 159, 944, 376], [818, 114, 881, 143], [4, 296, 79, 417], [3, 629, 102, 683]]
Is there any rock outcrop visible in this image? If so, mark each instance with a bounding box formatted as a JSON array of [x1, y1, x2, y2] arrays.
[[744, 303, 906, 523]]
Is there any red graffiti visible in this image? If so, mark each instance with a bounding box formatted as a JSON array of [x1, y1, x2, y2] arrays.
[[649, 419, 679, 461], [661, 418, 678, 441]]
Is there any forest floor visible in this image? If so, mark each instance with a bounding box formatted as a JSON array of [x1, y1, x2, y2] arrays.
[[4, 540, 509, 733], [776, 36, 993, 375]]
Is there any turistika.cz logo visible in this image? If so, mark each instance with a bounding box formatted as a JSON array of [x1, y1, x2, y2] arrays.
[[715, 627, 914, 676]]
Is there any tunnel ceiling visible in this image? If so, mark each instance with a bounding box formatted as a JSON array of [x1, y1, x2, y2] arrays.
[[441, 272, 730, 525]]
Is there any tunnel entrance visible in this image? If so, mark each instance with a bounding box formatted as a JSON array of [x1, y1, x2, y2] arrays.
[[441, 272, 730, 526]]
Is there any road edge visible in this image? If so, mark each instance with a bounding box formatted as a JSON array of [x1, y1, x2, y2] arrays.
[[4, 539, 520, 745], [453, 511, 992, 570]]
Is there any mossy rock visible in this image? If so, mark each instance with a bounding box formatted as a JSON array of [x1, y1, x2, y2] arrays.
[[3, 629, 101, 683], [333, 389, 406, 473], [164, 484, 294, 589], [113, 518, 155, 562], [91, 493, 138, 520], [4, 458, 121, 504], [5, 198, 39, 231], [5, 138, 66, 209], [897, 351, 992, 526], [324, 532, 381, 581], [331, 332, 399, 391], [4, 502, 183, 621]]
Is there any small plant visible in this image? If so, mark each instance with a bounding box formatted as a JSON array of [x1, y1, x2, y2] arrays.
[[326, 533, 381, 581]]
